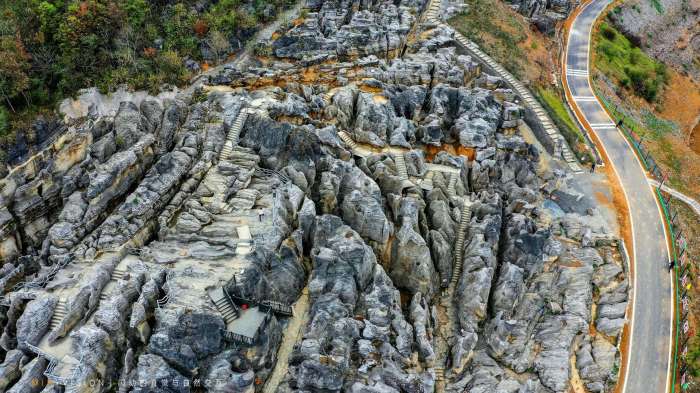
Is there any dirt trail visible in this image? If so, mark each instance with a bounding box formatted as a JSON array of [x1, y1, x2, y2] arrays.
[[263, 286, 310, 393], [433, 289, 457, 391]]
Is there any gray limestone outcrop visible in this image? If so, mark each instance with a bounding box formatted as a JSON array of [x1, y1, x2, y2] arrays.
[[0, 1, 626, 392]]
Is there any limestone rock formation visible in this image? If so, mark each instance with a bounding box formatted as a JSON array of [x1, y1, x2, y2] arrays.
[[0, 1, 626, 392]]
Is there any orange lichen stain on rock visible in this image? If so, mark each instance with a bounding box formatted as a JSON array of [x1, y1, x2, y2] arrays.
[[456, 145, 476, 161], [372, 94, 389, 104], [691, 120, 700, 155], [300, 67, 321, 83], [423, 144, 475, 162], [380, 234, 395, 270], [358, 82, 383, 94], [424, 144, 456, 161], [271, 32, 281, 40], [274, 115, 306, 125]]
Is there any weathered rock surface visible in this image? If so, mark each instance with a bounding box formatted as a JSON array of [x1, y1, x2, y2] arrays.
[[0, 1, 626, 392]]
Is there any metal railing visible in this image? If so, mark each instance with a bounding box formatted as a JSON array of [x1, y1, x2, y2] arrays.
[[13, 253, 75, 291], [223, 330, 256, 345], [254, 167, 291, 184], [156, 271, 174, 308], [601, 98, 694, 391], [260, 300, 293, 316]]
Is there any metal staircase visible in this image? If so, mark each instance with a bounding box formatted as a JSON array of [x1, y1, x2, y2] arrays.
[[208, 287, 240, 325], [450, 201, 473, 287], [394, 152, 409, 180], [44, 355, 81, 387], [156, 272, 173, 308], [220, 109, 249, 159]]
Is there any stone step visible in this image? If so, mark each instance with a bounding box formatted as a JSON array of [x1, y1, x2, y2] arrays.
[[219, 110, 249, 160], [394, 153, 409, 180], [50, 299, 67, 330], [338, 131, 359, 150], [450, 201, 473, 286], [226, 148, 259, 159], [236, 189, 259, 198], [434, 367, 445, 381], [447, 173, 457, 196], [112, 269, 126, 280]]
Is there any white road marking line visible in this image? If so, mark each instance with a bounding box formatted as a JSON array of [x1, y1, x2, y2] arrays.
[[567, 69, 589, 76], [573, 96, 599, 101]]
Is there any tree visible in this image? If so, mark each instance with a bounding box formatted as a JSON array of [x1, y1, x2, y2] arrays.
[[123, 0, 150, 29], [0, 34, 30, 111], [56, 0, 121, 90], [0, 106, 8, 136], [207, 29, 230, 63]]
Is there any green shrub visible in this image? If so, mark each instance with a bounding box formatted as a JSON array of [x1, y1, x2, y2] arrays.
[[595, 21, 668, 102], [599, 41, 616, 59], [601, 24, 617, 40], [0, 107, 8, 137], [0, 0, 295, 140], [649, 0, 664, 14], [537, 88, 594, 163]]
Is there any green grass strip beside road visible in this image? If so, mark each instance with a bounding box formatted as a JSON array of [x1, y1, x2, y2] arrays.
[[657, 187, 680, 393]]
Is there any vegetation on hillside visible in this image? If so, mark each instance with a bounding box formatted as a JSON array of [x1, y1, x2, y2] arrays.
[[592, 8, 700, 201], [449, 0, 594, 163], [0, 0, 292, 158], [449, 0, 529, 80], [594, 21, 668, 102], [537, 88, 593, 163]]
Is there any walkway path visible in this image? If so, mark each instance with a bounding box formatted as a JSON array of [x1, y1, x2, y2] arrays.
[[648, 179, 700, 218], [564, 1, 672, 391], [424, 0, 582, 173], [262, 287, 310, 393], [336, 130, 463, 184], [189, 1, 305, 91]]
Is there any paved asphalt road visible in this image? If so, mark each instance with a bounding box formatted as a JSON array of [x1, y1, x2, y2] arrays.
[[565, 1, 673, 392]]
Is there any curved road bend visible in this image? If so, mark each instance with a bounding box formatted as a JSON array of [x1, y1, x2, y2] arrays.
[[564, 0, 673, 392]]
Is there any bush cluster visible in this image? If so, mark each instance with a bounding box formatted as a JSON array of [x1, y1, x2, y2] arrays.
[[0, 0, 292, 144], [596, 22, 668, 102]]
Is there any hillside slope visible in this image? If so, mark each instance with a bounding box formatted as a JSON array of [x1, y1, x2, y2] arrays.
[[608, 0, 700, 81], [591, 14, 700, 200]]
